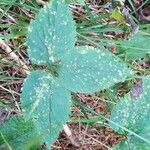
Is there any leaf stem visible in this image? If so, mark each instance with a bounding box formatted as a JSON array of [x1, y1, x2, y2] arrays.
[[0, 132, 12, 150]]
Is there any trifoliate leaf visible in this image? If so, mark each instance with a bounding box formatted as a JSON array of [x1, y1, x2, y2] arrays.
[[110, 77, 150, 149], [27, 0, 76, 65], [118, 32, 150, 60], [0, 117, 38, 150], [21, 70, 71, 147], [59, 46, 132, 93]]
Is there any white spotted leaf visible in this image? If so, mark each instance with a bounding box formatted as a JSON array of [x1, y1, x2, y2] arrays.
[[27, 0, 76, 65], [110, 77, 150, 149], [59, 46, 132, 93], [21, 71, 71, 147]]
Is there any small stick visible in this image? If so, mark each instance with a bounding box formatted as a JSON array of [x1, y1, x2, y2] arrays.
[[0, 85, 20, 96], [63, 124, 80, 147], [36, 0, 47, 5], [0, 8, 16, 23], [0, 38, 29, 74]]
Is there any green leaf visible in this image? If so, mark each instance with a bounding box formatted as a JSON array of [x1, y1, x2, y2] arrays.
[[110, 8, 126, 21], [118, 32, 150, 60], [110, 77, 150, 149], [0, 117, 38, 150], [21, 70, 71, 147], [59, 46, 132, 93], [113, 136, 150, 150], [110, 77, 150, 132], [27, 0, 76, 65]]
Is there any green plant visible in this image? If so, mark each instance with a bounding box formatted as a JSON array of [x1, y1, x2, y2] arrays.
[[1, 0, 150, 149], [21, 0, 131, 147], [110, 77, 150, 149]]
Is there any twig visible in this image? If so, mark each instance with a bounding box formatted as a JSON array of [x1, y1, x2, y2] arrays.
[[0, 133, 12, 150], [0, 38, 29, 74], [84, 133, 111, 150], [63, 124, 80, 147], [36, 0, 47, 5], [0, 8, 16, 23], [0, 85, 20, 96]]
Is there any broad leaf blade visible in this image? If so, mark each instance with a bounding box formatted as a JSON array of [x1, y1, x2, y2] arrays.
[[110, 77, 150, 132], [59, 46, 132, 93], [21, 71, 71, 147], [0, 117, 38, 150], [27, 0, 76, 65], [118, 32, 150, 60], [110, 77, 150, 149]]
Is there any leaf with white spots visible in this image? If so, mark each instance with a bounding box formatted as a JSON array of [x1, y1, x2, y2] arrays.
[[59, 46, 132, 93], [27, 0, 76, 65], [110, 77, 150, 149], [118, 32, 150, 60], [21, 71, 71, 147], [110, 77, 150, 132]]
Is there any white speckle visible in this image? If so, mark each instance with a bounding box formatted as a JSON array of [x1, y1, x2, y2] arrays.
[[101, 53, 105, 56], [113, 78, 118, 82]]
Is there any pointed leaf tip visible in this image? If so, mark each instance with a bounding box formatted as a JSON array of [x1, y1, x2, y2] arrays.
[[59, 46, 132, 93], [27, 0, 76, 65]]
